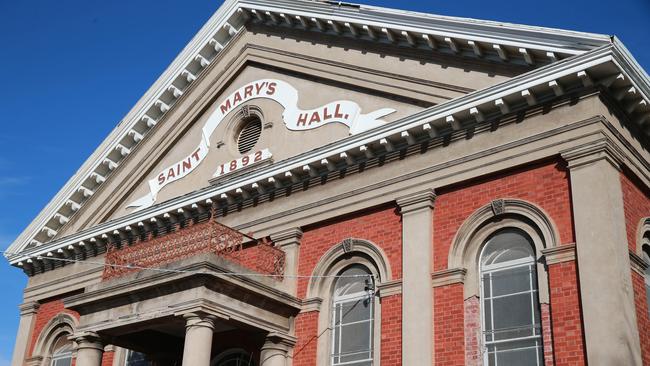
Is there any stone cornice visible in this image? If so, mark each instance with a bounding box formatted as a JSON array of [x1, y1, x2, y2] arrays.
[[561, 137, 626, 171], [431, 268, 467, 287], [396, 189, 436, 214], [541, 243, 576, 265], [300, 297, 323, 313], [18, 301, 40, 316], [630, 250, 649, 276], [376, 279, 402, 297], [269, 227, 303, 247]]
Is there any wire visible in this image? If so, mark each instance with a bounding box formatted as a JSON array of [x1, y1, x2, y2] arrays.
[[1, 250, 375, 280]]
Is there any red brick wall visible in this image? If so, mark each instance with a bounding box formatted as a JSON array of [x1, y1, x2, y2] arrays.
[[102, 350, 115, 366], [292, 311, 319, 366], [632, 271, 650, 366], [464, 296, 481, 366], [28, 299, 79, 356], [621, 172, 650, 364], [380, 294, 402, 366], [540, 303, 554, 366], [548, 260, 585, 365], [434, 283, 465, 366], [297, 205, 402, 298], [433, 160, 575, 271]]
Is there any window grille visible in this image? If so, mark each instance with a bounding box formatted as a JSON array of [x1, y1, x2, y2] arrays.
[[50, 341, 73, 366], [480, 229, 543, 366], [237, 117, 262, 154], [331, 265, 374, 366], [643, 246, 650, 318]]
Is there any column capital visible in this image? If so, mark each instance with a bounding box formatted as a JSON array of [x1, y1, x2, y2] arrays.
[[561, 139, 624, 171], [431, 268, 467, 287], [541, 244, 577, 265], [270, 228, 303, 247], [262, 332, 297, 351], [396, 189, 436, 214], [182, 312, 217, 331], [18, 301, 40, 316], [70, 331, 104, 351]]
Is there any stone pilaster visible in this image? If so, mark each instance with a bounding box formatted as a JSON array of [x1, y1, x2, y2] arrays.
[[72, 332, 104, 366], [562, 140, 642, 365], [270, 228, 303, 296], [10, 301, 39, 366], [396, 189, 435, 366], [181, 313, 216, 366], [260, 333, 295, 366]]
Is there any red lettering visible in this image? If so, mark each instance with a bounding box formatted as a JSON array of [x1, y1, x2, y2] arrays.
[[243, 85, 253, 99], [167, 168, 176, 179], [191, 148, 201, 162], [254, 151, 263, 162], [158, 173, 165, 185], [309, 111, 321, 125], [229, 160, 237, 170], [254, 82, 266, 94], [297, 113, 308, 126], [266, 82, 276, 95], [334, 103, 344, 118], [220, 99, 232, 114], [242, 156, 250, 166], [323, 107, 333, 120], [233, 91, 242, 104], [182, 157, 192, 172]]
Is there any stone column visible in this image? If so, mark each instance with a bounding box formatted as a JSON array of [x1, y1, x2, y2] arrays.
[[72, 332, 104, 366], [181, 313, 216, 366], [10, 301, 39, 366], [562, 141, 642, 365], [259, 333, 295, 366], [396, 189, 436, 366], [270, 228, 303, 296]]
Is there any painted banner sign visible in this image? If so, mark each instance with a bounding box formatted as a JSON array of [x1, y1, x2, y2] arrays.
[[127, 79, 395, 210], [214, 148, 272, 178]]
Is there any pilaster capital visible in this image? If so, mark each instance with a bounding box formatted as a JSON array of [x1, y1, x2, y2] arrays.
[[300, 297, 323, 313], [431, 268, 467, 287], [182, 312, 217, 330], [19, 301, 40, 316], [560, 139, 625, 171], [376, 279, 402, 297], [396, 189, 436, 214], [270, 228, 303, 247], [541, 244, 576, 265], [262, 332, 297, 351], [630, 250, 649, 275], [70, 331, 104, 351]]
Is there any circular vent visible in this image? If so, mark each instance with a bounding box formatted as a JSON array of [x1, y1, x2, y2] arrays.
[[237, 117, 262, 154]]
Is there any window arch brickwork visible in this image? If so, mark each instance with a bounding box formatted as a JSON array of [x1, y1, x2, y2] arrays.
[[29, 299, 79, 358]]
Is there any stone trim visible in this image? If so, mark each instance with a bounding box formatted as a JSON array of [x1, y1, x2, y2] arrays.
[[19, 301, 40, 316], [377, 279, 402, 297], [269, 227, 303, 247], [70, 331, 104, 351], [396, 189, 436, 214], [431, 268, 467, 287], [542, 244, 576, 265], [630, 250, 649, 276], [300, 297, 323, 313], [561, 137, 625, 171]]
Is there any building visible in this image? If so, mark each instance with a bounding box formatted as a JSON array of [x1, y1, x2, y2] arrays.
[[5, 0, 650, 365]]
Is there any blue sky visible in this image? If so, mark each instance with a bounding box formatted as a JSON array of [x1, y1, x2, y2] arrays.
[[0, 0, 647, 363]]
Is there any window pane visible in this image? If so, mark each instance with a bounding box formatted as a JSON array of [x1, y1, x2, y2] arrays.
[[490, 266, 532, 296], [482, 273, 491, 298], [494, 339, 542, 366], [335, 265, 372, 297], [482, 230, 534, 266], [492, 293, 535, 340], [339, 322, 372, 360], [340, 298, 372, 325]]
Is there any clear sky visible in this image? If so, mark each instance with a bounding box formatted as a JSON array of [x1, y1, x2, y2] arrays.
[[0, 0, 648, 364]]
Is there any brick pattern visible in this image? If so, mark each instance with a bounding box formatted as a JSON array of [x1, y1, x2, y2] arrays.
[[464, 296, 481, 366], [433, 161, 575, 272], [292, 311, 319, 366], [28, 299, 79, 357], [380, 294, 401, 365], [632, 271, 650, 366], [101, 350, 115, 366], [621, 172, 650, 364], [102, 219, 284, 280], [434, 283, 465, 365], [541, 303, 554, 366], [297, 205, 402, 298], [548, 260, 586, 365]]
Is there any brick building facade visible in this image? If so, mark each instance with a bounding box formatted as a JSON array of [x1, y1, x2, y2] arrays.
[[6, 1, 650, 366]]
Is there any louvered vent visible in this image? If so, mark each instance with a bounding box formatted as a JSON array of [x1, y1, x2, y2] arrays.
[[237, 117, 262, 154]]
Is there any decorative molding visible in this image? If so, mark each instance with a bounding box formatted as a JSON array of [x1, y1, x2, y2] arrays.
[[560, 138, 625, 171], [490, 199, 505, 216], [630, 250, 649, 276], [269, 227, 303, 248], [396, 188, 436, 214], [431, 268, 467, 287], [19, 301, 40, 316], [376, 279, 402, 297], [541, 243, 576, 265], [300, 297, 323, 313], [70, 331, 104, 351], [341, 238, 354, 253]]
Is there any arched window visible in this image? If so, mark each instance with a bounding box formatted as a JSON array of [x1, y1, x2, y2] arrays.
[[211, 349, 255, 366], [50, 337, 73, 366], [643, 245, 650, 317], [480, 229, 543, 366], [331, 264, 375, 366]]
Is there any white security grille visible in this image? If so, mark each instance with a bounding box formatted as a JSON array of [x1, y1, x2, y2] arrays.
[[237, 118, 262, 154]]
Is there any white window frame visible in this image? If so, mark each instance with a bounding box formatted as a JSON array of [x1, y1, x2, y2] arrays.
[[50, 350, 73, 366], [330, 273, 375, 366], [642, 247, 650, 318], [479, 234, 543, 366]]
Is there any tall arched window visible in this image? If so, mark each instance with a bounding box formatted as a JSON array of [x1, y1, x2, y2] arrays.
[[643, 245, 650, 317], [50, 337, 73, 366], [480, 229, 543, 366], [331, 265, 374, 366]]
